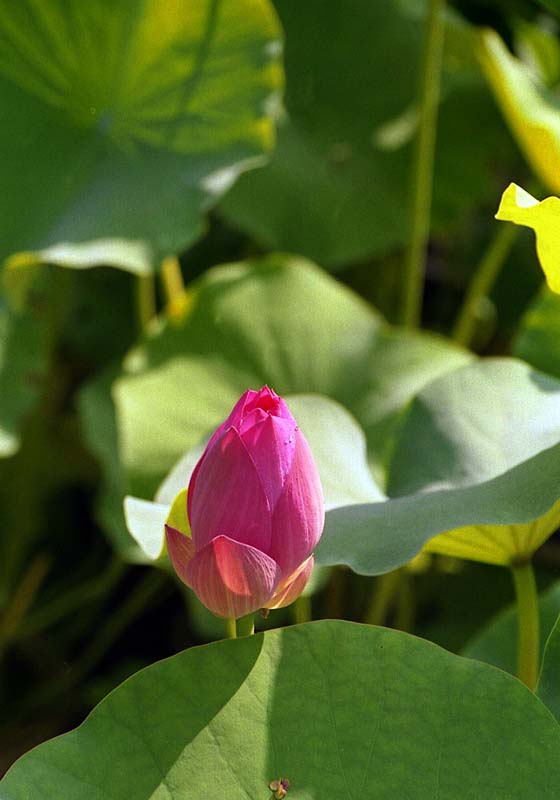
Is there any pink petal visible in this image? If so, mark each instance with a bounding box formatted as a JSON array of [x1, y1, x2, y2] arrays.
[[265, 555, 314, 610], [188, 388, 292, 520], [243, 386, 284, 416], [187, 390, 259, 521], [240, 414, 296, 507], [189, 427, 272, 553], [165, 525, 196, 586], [269, 429, 325, 575], [186, 535, 280, 618]]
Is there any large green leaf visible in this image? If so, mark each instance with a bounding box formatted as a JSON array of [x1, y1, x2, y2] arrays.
[[79, 254, 468, 556], [317, 442, 560, 575], [538, 612, 560, 723], [2, 621, 559, 798], [513, 285, 560, 380], [219, 0, 517, 267], [317, 358, 560, 575], [0, 0, 281, 270], [388, 358, 560, 497], [0, 299, 49, 457], [462, 581, 560, 676]]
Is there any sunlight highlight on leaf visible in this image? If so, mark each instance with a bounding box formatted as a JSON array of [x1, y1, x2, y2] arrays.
[[424, 497, 560, 566], [496, 182, 560, 294], [479, 27, 560, 194]]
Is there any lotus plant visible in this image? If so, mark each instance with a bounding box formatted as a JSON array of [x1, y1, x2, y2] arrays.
[[165, 387, 325, 620]]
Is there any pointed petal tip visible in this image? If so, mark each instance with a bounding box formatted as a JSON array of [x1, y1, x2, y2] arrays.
[[265, 555, 314, 610]]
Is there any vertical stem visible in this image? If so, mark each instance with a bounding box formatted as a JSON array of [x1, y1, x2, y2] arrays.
[[365, 569, 402, 627], [452, 223, 518, 347], [236, 614, 255, 637], [401, 0, 446, 327], [161, 256, 185, 304], [225, 617, 237, 639], [136, 274, 156, 333], [511, 561, 539, 690], [293, 595, 311, 625]]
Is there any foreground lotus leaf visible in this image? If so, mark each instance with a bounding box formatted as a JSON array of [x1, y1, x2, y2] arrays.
[[2, 621, 560, 798]]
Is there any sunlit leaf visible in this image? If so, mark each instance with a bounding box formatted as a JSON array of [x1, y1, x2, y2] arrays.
[[318, 443, 560, 575], [479, 27, 560, 195], [0, 0, 282, 275], [496, 183, 560, 294], [425, 499, 560, 566], [2, 621, 560, 798], [318, 359, 560, 575]]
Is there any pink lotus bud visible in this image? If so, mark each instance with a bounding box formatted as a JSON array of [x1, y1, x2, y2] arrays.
[[166, 386, 324, 618]]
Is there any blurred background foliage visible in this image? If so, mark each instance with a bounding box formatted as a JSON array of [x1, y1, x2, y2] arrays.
[[3, 0, 560, 777]]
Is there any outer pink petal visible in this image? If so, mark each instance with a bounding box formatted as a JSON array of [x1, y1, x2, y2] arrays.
[[188, 388, 292, 520], [165, 525, 196, 586], [185, 535, 280, 618], [189, 427, 272, 553], [187, 390, 258, 521], [264, 555, 314, 610], [240, 414, 296, 507], [269, 429, 325, 575]]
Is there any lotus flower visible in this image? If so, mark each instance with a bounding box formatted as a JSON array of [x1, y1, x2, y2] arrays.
[[165, 387, 325, 618]]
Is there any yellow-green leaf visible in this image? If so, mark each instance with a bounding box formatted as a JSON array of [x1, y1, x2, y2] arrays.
[[496, 182, 560, 294], [479, 27, 560, 194], [165, 488, 190, 537], [424, 498, 560, 566]]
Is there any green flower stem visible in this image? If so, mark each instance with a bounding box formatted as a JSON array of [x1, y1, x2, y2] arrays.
[[136, 273, 156, 333], [293, 595, 311, 625], [226, 617, 237, 639], [401, 0, 446, 328], [236, 614, 255, 637], [452, 223, 518, 347], [160, 255, 185, 305], [365, 569, 403, 627], [511, 561, 540, 690]]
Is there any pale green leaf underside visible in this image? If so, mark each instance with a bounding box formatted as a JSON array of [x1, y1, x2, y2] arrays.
[[2, 621, 559, 798], [80, 254, 469, 558], [318, 358, 560, 573], [317, 441, 560, 575]]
